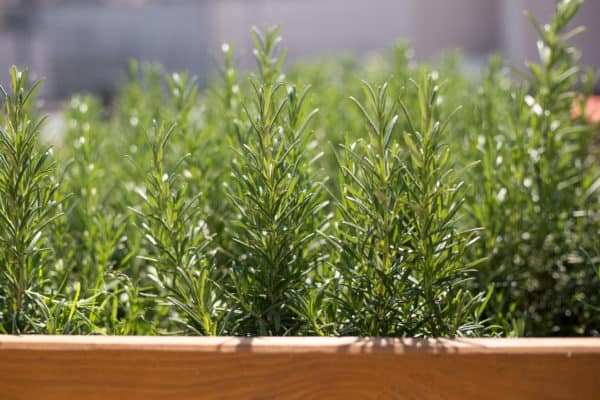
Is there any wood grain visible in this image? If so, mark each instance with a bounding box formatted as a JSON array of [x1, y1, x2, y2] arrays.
[[1, 336, 599, 400]]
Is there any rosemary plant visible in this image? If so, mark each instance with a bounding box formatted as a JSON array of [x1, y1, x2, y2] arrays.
[[328, 77, 485, 337], [399, 76, 487, 336], [56, 94, 148, 334], [226, 26, 328, 335], [0, 67, 61, 333], [468, 0, 600, 335], [325, 80, 409, 336], [134, 121, 225, 335], [1, 1, 598, 337]]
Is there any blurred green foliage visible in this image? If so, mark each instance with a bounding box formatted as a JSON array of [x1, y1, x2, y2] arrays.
[[0, 0, 598, 337]]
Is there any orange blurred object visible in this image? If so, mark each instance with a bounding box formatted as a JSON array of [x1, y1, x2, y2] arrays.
[[572, 95, 600, 123]]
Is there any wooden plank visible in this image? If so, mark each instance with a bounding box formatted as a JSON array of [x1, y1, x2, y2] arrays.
[[1, 336, 599, 400]]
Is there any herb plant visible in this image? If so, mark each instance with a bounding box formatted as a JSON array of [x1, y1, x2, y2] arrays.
[[465, 0, 600, 335], [225, 26, 328, 335], [0, 68, 62, 333], [327, 77, 485, 337], [0, 0, 598, 337]]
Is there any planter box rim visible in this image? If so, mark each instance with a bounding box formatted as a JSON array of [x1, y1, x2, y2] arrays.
[[2, 334, 600, 355], [3, 335, 600, 399]]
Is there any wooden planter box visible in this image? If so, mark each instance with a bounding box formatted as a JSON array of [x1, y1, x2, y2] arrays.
[[1, 336, 599, 399]]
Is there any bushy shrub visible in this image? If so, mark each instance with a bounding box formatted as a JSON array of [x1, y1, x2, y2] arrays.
[[0, 0, 598, 337]]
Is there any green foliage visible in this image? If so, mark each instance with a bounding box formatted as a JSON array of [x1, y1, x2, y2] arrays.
[[225, 26, 329, 335], [134, 121, 225, 335], [325, 78, 485, 337], [1, 0, 598, 337], [464, 0, 600, 336], [0, 67, 64, 333]]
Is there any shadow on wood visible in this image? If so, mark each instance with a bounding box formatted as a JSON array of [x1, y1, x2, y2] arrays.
[[1, 336, 599, 399]]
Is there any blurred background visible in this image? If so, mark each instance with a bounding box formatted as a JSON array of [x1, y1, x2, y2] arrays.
[[0, 0, 599, 100]]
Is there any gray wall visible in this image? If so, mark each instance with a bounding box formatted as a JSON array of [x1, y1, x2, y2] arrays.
[[0, 0, 599, 99], [500, 0, 600, 70], [39, 3, 221, 97], [413, 0, 499, 59]]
